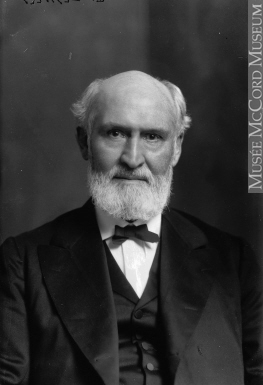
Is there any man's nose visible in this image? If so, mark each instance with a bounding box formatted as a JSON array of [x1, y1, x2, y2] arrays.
[[120, 138, 145, 169]]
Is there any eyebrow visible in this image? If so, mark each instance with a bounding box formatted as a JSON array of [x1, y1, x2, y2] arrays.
[[99, 123, 169, 134]]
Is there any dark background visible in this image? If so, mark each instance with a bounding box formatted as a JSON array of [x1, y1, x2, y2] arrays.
[[1, 0, 262, 257]]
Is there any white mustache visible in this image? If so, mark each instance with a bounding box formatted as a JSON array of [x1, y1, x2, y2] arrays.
[[113, 173, 149, 182], [111, 166, 153, 183]]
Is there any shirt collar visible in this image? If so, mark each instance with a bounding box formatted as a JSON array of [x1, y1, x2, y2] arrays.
[[95, 206, 162, 241]]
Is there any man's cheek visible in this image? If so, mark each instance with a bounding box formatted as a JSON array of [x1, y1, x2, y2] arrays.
[[151, 156, 173, 176]]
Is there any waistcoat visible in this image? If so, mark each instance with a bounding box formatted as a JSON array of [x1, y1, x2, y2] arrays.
[[104, 242, 171, 385]]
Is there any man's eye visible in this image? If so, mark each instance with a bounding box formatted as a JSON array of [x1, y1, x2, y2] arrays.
[[144, 133, 161, 141], [108, 130, 124, 138]]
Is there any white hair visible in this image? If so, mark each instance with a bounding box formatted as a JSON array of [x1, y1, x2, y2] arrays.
[[71, 75, 191, 137], [71, 78, 104, 138], [160, 80, 192, 135]]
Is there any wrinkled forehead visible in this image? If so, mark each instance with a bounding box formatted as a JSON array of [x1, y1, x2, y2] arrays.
[[98, 71, 174, 112]]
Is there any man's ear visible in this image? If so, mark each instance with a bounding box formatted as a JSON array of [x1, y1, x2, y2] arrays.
[[172, 133, 184, 167], [76, 126, 89, 160]]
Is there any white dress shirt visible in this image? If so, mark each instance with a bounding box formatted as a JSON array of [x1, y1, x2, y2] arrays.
[[95, 207, 161, 297]]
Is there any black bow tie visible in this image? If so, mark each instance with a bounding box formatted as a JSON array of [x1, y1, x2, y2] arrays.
[[112, 224, 159, 243]]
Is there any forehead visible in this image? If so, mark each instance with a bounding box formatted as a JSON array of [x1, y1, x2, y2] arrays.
[[94, 75, 175, 131]]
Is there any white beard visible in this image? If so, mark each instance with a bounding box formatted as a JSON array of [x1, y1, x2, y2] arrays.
[[87, 161, 173, 221]]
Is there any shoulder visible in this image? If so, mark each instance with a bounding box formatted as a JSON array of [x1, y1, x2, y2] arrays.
[[1, 200, 95, 255], [165, 207, 262, 291], [164, 206, 244, 252]]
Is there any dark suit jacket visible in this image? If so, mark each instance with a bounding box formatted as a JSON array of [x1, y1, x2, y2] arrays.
[[0, 200, 262, 385]]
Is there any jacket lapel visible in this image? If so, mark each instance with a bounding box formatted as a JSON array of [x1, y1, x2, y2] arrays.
[[160, 210, 216, 374], [38, 200, 119, 385]]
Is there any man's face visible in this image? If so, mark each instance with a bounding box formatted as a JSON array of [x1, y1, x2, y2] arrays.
[[90, 77, 181, 180], [77, 73, 183, 220]]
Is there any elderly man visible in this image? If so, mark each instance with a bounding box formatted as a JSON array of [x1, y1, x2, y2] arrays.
[[0, 71, 262, 385]]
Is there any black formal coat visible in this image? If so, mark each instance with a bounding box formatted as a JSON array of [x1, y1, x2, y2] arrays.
[[0, 200, 262, 385]]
